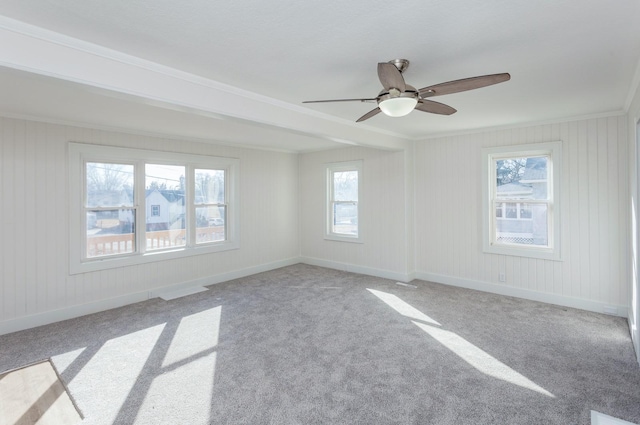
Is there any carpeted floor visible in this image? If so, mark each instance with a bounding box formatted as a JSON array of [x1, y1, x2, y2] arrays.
[[1, 264, 639, 424]]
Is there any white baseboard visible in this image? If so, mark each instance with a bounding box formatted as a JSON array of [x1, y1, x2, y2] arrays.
[[415, 271, 628, 318], [1, 257, 628, 336], [0, 257, 300, 336], [300, 256, 414, 283]]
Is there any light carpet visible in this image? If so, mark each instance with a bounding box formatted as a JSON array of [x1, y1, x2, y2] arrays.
[[0, 264, 639, 424]]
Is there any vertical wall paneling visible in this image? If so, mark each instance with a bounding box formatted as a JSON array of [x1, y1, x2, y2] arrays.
[[606, 117, 620, 304], [415, 115, 630, 311], [14, 120, 26, 318], [0, 117, 300, 330], [298, 146, 409, 279]]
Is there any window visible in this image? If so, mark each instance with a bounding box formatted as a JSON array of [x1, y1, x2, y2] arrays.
[[70, 143, 239, 274], [194, 168, 226, 244], [482, 142, 561, 260], [85, 162, 135, 258], [326, 161, 362, 242]]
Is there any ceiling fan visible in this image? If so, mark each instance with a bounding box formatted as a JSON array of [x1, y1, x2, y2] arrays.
[[303, 59, 510, 122]]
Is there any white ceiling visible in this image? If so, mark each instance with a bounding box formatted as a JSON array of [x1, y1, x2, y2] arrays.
[[0, 0, 639, 152]]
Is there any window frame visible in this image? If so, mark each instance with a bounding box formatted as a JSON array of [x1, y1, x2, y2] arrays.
[[69, 143, 240, 274], [325, 160, 363, 243], [481, 141, 562, 261]]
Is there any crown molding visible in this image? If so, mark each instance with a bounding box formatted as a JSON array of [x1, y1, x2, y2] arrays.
[[415, 110, 627, 141], [624, 53, 640, 113]]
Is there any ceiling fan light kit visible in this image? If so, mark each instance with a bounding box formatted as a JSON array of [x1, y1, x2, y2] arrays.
[[378, 89, 418, 117], [303, 59, 510, 122]]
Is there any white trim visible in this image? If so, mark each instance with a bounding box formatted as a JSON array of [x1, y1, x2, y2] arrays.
[[0, 257, 300, 336], [418, 110, 627, 142], [482, 141, 562, 261], [415, 271, 628, 318], [300, 256, 414, 283], [69, 142, 240, 274], [624, 53, 640, 112]]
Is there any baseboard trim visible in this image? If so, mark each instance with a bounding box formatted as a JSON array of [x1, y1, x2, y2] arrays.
[[0, 257, 300, 336], [415, 271, 629, 318], [300, 256, 414, 283], [1, 258, 628, 336]]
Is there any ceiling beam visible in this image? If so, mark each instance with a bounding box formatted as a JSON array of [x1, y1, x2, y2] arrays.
[[0, 17, 411, 151]]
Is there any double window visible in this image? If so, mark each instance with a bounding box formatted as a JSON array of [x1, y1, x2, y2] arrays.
[[482, 142, 561, 260], [326, 161, 362, 242], [70, 143, 239, 274]]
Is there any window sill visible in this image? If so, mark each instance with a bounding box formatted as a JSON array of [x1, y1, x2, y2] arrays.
[[324, 234, 363, 244], [70, 241, 239, 275], [483, 242, 561, 261]]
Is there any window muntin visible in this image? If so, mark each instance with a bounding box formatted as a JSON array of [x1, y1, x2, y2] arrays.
[[70, 143, 239, 274], [482, 142, 561, 260], [326, 161, 362, 242]]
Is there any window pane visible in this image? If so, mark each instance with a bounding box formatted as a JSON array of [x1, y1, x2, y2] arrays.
[[86, 163, 134, 207], [196, 206, 226, 243], [145, 164, 186, 250], [495, 203, 503, 218], [333, 202, 358, 236], [86, 209, 135, 258], [495, 156, 547, 200], [505, 203, 518, 218], [496, 204, 548, 246], [195, 169, 225, 204], [333, 171, 358, 201]]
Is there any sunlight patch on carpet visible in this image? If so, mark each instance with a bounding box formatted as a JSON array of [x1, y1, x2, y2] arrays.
[[51, 347, 87, 376], [162, 306, 221, 368], [77, 323, 166, 424], [367, 288, 554, 398], [137, 352, 218, 424], [591, 411, 639, 424], [367, 288, 441, 326], [413, 321, 555, 397]]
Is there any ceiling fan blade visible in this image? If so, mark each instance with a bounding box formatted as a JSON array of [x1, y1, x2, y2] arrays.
[[415, 100, 457, 115], [419, 73, 510, 98], [303, 98, 377, 103], [356, 107, 381, 122], [378, 63, 406, 91]]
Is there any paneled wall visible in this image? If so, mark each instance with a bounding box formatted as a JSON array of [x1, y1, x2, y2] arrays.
[[298, 146, 410, 279], [627, 82, 640, 362], [415, 115, 630, 311], [0, 117, 299, 330]]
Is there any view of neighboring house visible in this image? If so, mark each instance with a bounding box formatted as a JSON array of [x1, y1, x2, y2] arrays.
[[495, 157, 548, 246], [143, 189, 185, 231], [88, 188, 187, 233]]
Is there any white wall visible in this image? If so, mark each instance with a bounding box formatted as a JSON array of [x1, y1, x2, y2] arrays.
[[3, 112, 637, 344], [298, 146, 411, 281], [627, 80, 640, 364], [415, 116, 630, 315], [0, 117, 300, 334]]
